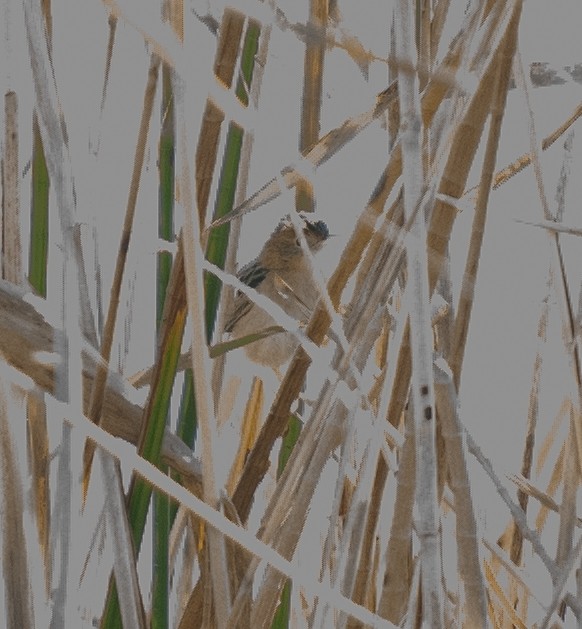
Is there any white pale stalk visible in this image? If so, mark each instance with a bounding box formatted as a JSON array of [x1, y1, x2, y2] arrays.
[[310, 401, 361, 629], [22, 1, 95, 626], [433, 359, 487, 624], [99, 451, 146, 628], [335, 424, 383, 629], [175, 78, 232, 628], [395, 0, 443, 626]]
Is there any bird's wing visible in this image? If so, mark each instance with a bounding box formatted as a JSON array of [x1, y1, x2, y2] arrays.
[[238, 260, 268, 289], [224, 260, 267, 333]]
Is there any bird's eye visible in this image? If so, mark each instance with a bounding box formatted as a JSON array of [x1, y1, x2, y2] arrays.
[[295, 238, 301, 247]]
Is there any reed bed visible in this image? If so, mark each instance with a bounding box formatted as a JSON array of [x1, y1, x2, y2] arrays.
[[1, 0, 582, 627]]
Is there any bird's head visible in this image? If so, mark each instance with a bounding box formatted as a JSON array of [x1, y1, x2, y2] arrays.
[[260, 215, 330, 268]]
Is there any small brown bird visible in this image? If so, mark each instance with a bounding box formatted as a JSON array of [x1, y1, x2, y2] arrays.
[[224, 215, 330, 368]]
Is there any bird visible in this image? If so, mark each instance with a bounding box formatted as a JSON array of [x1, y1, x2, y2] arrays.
[[224, 215, 330, 369]]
